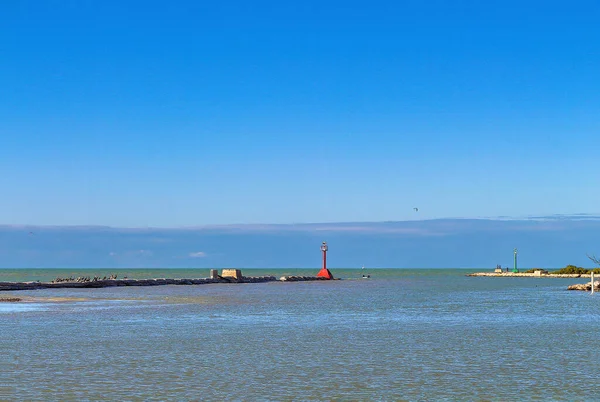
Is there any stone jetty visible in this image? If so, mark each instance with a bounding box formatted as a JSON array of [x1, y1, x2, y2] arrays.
[[567, 281, 600, 291], [468, 272, 585, 278], [0, 272, 332, 292], [279, 275, 333, 282]]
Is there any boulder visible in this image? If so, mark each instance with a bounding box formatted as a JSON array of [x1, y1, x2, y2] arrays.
[[568, 281, 600, 291]]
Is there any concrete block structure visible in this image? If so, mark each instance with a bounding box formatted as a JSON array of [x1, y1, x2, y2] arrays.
[[221, 269, 242, 279]]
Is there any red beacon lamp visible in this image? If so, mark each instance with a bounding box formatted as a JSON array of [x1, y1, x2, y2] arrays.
[[316, 241, 334, 279]]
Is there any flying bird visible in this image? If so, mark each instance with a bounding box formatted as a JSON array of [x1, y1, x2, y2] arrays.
[[413, 207, 419, 212]]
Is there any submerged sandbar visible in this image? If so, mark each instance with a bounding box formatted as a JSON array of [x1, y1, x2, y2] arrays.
[[0, 297, 22, 302]]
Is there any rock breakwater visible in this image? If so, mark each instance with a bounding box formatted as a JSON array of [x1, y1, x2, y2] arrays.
[[279, 276, 331, 282], [567, 281, 600, 291], [52, 274, 121, 283], [0, 275, 329, 292], [468, 272, 584, 278]]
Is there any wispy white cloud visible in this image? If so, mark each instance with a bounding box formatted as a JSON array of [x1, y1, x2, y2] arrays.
[[189, 251, 207, 258]]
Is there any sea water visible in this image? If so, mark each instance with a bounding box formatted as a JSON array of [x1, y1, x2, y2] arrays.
[[0, 269, 598, 401]]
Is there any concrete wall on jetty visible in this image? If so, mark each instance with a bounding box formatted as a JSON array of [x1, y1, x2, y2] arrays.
[[221, 269, 242, 279]]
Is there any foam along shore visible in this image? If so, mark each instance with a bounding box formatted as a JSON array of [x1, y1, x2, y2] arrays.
[[0, 274, 333, 292], [467, 272, 589, 278]]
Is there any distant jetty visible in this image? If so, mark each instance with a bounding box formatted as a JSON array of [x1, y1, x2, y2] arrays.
[[470, 269, 600, 292], [0, 241, 341, 293], [468, 272, 586, 278], [0, 269, 333, 292]]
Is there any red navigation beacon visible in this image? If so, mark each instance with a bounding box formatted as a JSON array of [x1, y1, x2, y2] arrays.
[[316, 241, 334, 279]]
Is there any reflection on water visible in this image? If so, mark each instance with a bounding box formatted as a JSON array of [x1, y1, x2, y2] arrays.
[[0, 303, 50, 313], [1, 269, 598, 400]]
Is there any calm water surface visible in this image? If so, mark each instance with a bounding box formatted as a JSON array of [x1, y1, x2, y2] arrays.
[[1, 269, 598, 401]]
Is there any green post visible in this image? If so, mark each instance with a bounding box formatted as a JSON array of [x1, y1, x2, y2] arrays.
[[513, 248, 518, 273]]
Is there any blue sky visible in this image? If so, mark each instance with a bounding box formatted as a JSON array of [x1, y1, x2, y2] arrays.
[[1, 0, 599, 226]]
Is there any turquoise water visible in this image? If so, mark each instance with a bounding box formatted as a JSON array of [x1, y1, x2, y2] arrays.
[[1, 269, 597, 401]]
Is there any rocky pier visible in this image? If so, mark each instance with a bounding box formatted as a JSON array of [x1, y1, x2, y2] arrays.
[[468, 272, 585, 278], [279, 275, 333, 282], [0, 272, 332, 292], [567, 281, 600, 291]]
